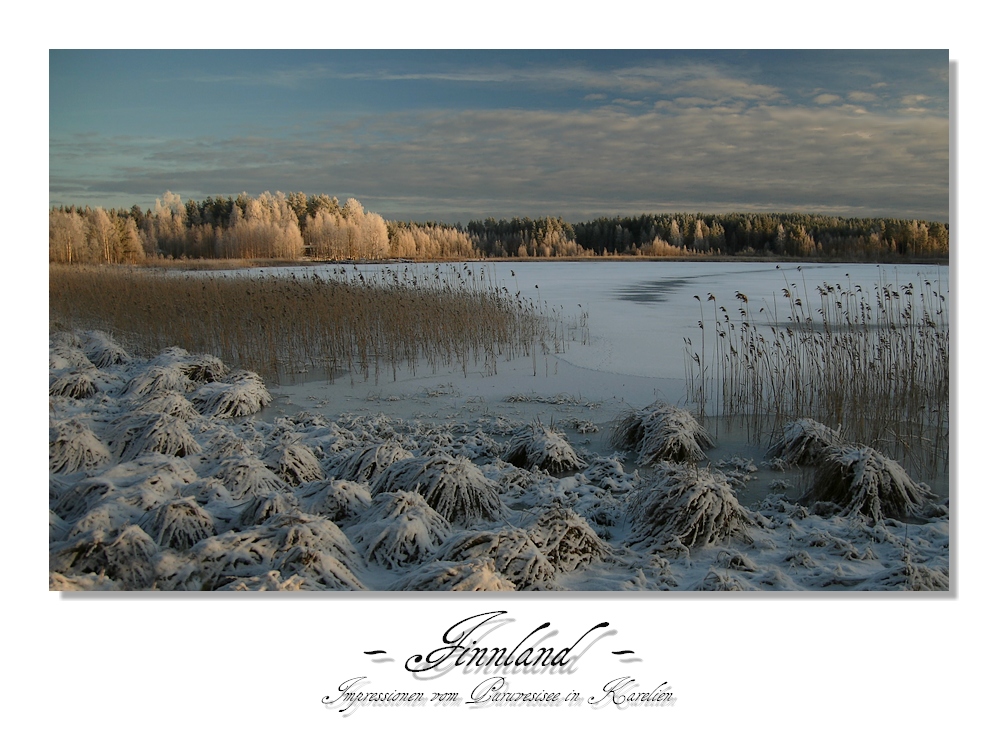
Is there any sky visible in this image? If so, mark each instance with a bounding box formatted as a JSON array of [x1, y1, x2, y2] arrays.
[[50, 49, 949, 225]]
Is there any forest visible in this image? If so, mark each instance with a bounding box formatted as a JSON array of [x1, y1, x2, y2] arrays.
[[49, 190, 949, 265]]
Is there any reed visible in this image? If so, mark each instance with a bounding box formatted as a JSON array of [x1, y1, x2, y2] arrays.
[[49, 264, 557, 384], [684, 269, 949, 473]]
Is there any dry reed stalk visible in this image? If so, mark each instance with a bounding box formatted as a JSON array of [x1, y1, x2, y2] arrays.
[[685, 273, 949, 473], [50, 264, 557, 384]]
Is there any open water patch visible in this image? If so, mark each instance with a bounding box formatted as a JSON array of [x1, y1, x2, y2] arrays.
[[615, 278, 687, 304]]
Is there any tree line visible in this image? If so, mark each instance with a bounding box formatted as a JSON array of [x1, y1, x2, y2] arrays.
[[49, 191, 948, 264]]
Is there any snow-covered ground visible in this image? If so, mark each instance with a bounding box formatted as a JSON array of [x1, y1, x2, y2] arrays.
[[49, 261, 949, 591]]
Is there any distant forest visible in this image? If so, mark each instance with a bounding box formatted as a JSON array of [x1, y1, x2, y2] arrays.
[[49, 191, 949, 265]]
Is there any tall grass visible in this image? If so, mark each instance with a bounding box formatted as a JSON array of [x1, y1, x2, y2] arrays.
[[684, 268, 949, 473], [50, 264, 557, 384]]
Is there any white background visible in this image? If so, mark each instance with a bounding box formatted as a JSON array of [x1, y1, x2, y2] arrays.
[[19, 5, 995, 732]]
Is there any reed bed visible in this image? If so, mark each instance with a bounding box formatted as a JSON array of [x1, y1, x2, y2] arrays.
[[684, 269, 949, 472], [50, 264, 557, 384]]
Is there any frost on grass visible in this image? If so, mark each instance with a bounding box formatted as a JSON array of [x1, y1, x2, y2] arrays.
[[388, 559, 516, 591], [370, 455, 505, 526], [627, 464, 753, 549], [123, 365, 194, 399], [50, 418, 111, 474], [801, 445, 936, 522], [329, 441, 414, 482], [216, 456, 288, 501], [143, 496, 216, 551], [237, 491, 300, 528], [610, 401, 713, 465], [49, 369, 100, 400], [298, 479, 372, 523], [692, 568, 759, 591], [50, 525, 160, 590], [502, 423, 587, 474], [436, 528, 556, 590], [263, 441, 323, 486], [109, 412, 201, 462], [349, 491, 452, 569], [766, 418, 842, 466], [192, 371, 271, 418], [81, 330, 131, 368], [176, 512, 363, 591], [150, 347, 228, 384], [529, 506, 611, 573], [132, 391, 201, 421]]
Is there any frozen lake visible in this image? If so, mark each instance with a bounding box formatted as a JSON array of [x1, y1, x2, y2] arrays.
[[264, 259, 949, 403]]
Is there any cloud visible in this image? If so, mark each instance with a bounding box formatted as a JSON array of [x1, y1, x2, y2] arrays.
[[51, 98, 948, 222], [848, 91, 879, 102], [814, 94, 842, 105]]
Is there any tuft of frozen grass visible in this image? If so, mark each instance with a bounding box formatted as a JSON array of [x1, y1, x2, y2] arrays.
[[627, 463, 753, 549], [50, 525, 160, 590], [388, 558, 516, 591], [109, 412, 201, 462], [297, 479, 372, 523], [237, 491, 300, 528], [192, 371, 271, 418], [766, 418, 842, 465], [272, 546, 366, 590], [50, 418, 112, 474], [693, 568, 759, 591], [151, 348, 228, 384], [52, 478, 117, 523], [436, 528, 556, 590], [349, 491, 452, 569], [215, 456, 288, 501], [66, 497, 138, 540], [263, 440, 323, 486], [610, 401, 713, 465], [123, 365, 194, 398], [81, 330, 131, 368], [49, 369, 100, 399], [370, 455, 505, 525], [502, 423, 587, 473], [802, 445, 936, 522], [529, 506, 611, 573], [131, 391, 201, 421], [177, 511, 363, 591], [329, 441, 414, 482], [144, 497, 216, 551]]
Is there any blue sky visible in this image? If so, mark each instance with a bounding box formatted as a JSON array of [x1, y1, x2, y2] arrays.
[[49, 50, 949, 223]]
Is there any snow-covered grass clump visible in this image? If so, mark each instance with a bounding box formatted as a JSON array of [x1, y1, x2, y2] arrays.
[[766, 418, 842, 465], [348, 491, 452, 569], [627, 463, 753, 549], [370, 455, 505, 525], [610, 401, 714, 465], [801, 445, 936, 522], [193, 371, 272, 418], [50, 418, 111, 474], [502, 423, 587, 473]]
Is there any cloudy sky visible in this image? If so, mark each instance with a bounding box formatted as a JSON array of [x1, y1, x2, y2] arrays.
[[49, 50, 949, 223]]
